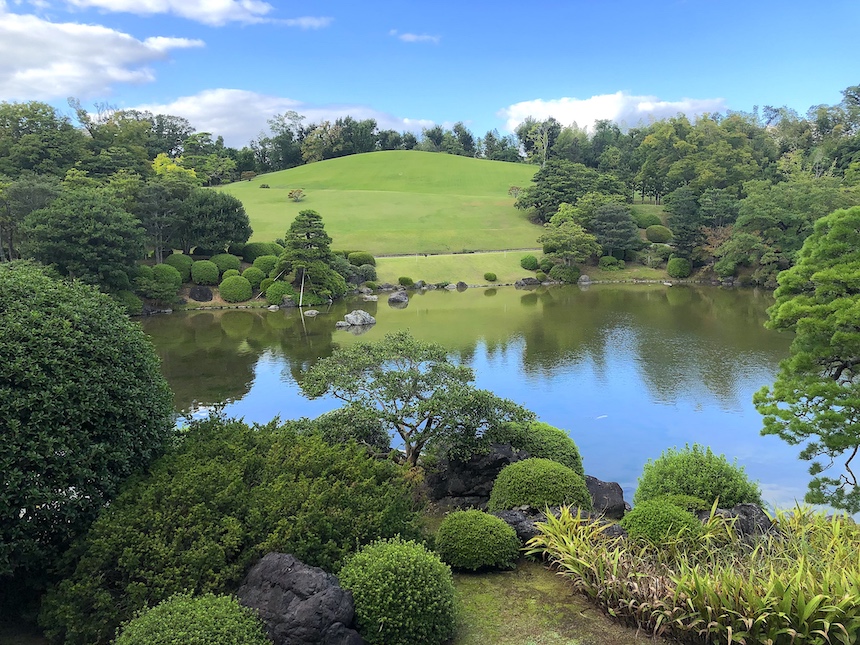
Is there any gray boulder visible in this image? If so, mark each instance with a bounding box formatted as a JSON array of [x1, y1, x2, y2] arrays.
[[586, 475, 626, 520], [696, 503, 775, 538], [189, 285, 213, 301], [303, 310, 319, 317], [357, 286, 372, 295], [578, 275, 591, 284], [444, 283, 458, 290], [388, 291, 409, 304], [238, 553, 364, 645], [515, 277, 541, 288], [361, 295, 378, 302], [456, 281, 468, 291], [424, 443, 528, 508], [342, 310, 376, 326]]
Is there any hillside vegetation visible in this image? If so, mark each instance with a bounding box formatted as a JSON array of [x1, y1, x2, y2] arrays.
[[220, 151, 538, 255]]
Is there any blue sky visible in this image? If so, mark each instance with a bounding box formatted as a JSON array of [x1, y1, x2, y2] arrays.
[[1, 0, 858, 147]]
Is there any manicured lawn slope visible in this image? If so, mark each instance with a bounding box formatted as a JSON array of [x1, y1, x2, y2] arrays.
[[220, 151, 538, 255]]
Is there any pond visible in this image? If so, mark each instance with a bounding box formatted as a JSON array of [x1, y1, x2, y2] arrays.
[[141, 283, 804, 509]]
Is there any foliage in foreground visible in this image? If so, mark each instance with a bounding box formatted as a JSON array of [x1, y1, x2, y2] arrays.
[[529, 505, 860, 645], [634, 443, 761, 508], [0, 262, 174, 592], [618, 499, 702, 544], [339, 537, 457, 645], [435, 510, 521, 571], [114, 593, 269, 645], [40, 415, 422, 645], [488, 458, 592, 512]]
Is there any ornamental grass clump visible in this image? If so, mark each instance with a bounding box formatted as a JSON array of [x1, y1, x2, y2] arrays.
[[435, 510, 520, 571], [528, 505, 860, 645], [488, 458, 592, 512]]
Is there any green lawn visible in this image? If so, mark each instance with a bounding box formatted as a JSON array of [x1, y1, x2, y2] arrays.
[[630, 201, 667, 225], [377, 250, 541, 285], [220, 151, 539, 255]]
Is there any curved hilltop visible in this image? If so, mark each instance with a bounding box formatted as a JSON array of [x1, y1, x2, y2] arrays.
[[220, 150, 538, 255]]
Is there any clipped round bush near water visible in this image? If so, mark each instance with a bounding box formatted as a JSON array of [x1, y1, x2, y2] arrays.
[[488, 458, 592, 512], [646, 224, 673, 243], [633, 211, 662, 229], [210, 253, 241, 275], [219, 275, 252, 303], [539, 257, 554, 273], [242, 242, 283, 263], [356, 264, 377, 283], [112, 290, 143, 315], [114, 593, 269, 645], [485, 421, 584, 476], [535, 271, 547, 281], [164, 253, 193, 282], [222, 268, 240, 279], [633, 444, 762, 508], [363, 281, 378, 291], [667, 257, 692, 278], [598, 255, 624, 271], [520, 254, 539, 271], [252, 254, 279, 276], [548, 264, 581, 283], [435, 510, 520, 571], [484, 272, 497, 282], [241, 266, 265, 289], [398, 276, 414, 287], [265, 280, 295, 306], [152, 263, 182, 290], [348, 251, 376, 267], [259, 277, 274, 293], [339, 537, 456, 645], [619, 499, 702, 544], [191, 260, 219, 285]]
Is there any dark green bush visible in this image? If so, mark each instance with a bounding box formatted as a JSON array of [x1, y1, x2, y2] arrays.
[[667, 257, 692, 278], [339, 538, 456, 645], [485, 422, 584, 476], [539, 257, 554, 273], [356, 264, 377, 283], [484, 272, 497, 282], [114, 593, 269, 645], [633, 444, 762, 508], [153, 263, 182, 288], [363, 281, 378, 290], [632, 210, 662, 229], [221, 268, 240, 279], [265, 281, 296, 306], [619, 499, 702, 544], [39, 416, 423, 645], [136, 263, 182, 302], [252, 254, 279, 276], [520, 254, 538, 271], [435, 510, 520, 571], [112, 290, 143, 315], [227, 242, 246, 257], [348, 251, 376, 267], [210, 253, 241, 275], [259, 277, 274, 293], [311, 405, 390, 452], [646, 224, 673, 243], [134, 264, 153, 281], [598, 255, 624, 271], [548, 264, 581, 283], [535, 271, 547, 281], [398, 276, 414, 287], [191, 260, 219, 285], [487, 458, 592, 512], [652, 494, 711, 513], [241, 266, 265, 289], [219, 275, 252, 303], [242, 242, 283, 263], [163, 253, 193, 282]]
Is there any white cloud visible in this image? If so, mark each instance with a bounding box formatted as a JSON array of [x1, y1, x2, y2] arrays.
[[389, 29, 439, 44], [132, 88, 436, 147], [499, 91, 727, 132], [280, 16, 332, 29], [0, 7, 203, 99], [61, 0, 275, 25]]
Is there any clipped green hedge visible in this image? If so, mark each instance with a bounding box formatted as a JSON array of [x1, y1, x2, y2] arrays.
[[398, 276, 414, 287], [598, 256, 624, 271], [435, 510, 520, 571], [348, 251, 376, 267], [535, 271, 547, 281], [488, 458, 592, 512], [221, 268, 240, 279], [619, 499, 702, 544], [483, 272, 497, 282], [219, 275, 252, 303], [241, 266, 265, 289], [114, 593, 269, 645], [548, 264, 581, 283], [163, 253, 193, 283], [646, 224, 673, 243], [242, 242, 284, 263], [667, 257, 692, 278], [252, 254, 279, 276], [634, 444, 762, 508], [520, 254, 539, 271], [339, 538, 456, 645], [191, 260, 219, 285], [210, 253, 241, 275], [265, 281, 296, 306], [485, 421, 584, 476], [153, 263, 182, 288]]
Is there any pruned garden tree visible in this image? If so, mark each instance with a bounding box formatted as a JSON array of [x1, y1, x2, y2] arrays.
[[537, 221, 601, 267], [301, 331, 534, 466], [173, 188, 251, 254], [274, 209, 347, 300], [755, 205, 860, 512]]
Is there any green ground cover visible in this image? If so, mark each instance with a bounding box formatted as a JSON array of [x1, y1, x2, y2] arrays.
[[630, 201, 667, 224], [220, 151, 538, 255]]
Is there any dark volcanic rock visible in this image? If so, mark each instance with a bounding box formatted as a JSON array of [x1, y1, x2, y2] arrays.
[[238, 553, 364, 645], [189, 285, 213, 301], [586, 475, 626, 520], [387, 291, 408, 305], [424, 443, 528, 508], [696, 503, 775, 539]]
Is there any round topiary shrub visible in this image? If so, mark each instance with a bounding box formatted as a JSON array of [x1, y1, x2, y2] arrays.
[[435, 510, 520, 571], [666, 257, 692, 279], [619, 499, 702, 544], [241, 266, 265, 289], [112, 290, 143, 315], [210, 253, 241, 275], [398, 276, 414, 287], [265, 280, 295, 306], [520, 254, 539, 271], [242, 242, 282, 263], [219, 275, 252, 303], [598, 255, 623, 271], [152, 263, 182, 290], [646, 224, 673, 243], [633, 444, 762, 508], [487, 458, 592, 512], [539, 257, 554, 273], [633, 211, 662, 229], [485, 422, 584, 476], [363, 281, 378, 291], [252, 254, 279, 276], [259, 277, 274, 293], [222, 268, 240, 279], [548, 264, 581, 283], [191, 260, 219, 285], [484, 272, 497, 282], [356, 264, 377, 283], [339, 537, 456, 645], [163, 253, 193, 283], [535, 271, 547, 281], [114, 593, 269, 645], [348, 251, 376, 267]]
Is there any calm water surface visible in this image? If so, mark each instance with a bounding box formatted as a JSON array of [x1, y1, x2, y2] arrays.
[[141, 284, 803, 508]]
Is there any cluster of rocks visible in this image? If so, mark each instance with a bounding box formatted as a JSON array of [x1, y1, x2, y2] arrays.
[[334, 310, 376, 335]]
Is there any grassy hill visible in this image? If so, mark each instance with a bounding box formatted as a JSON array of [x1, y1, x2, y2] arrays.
[[220, 151, 539, 255]]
